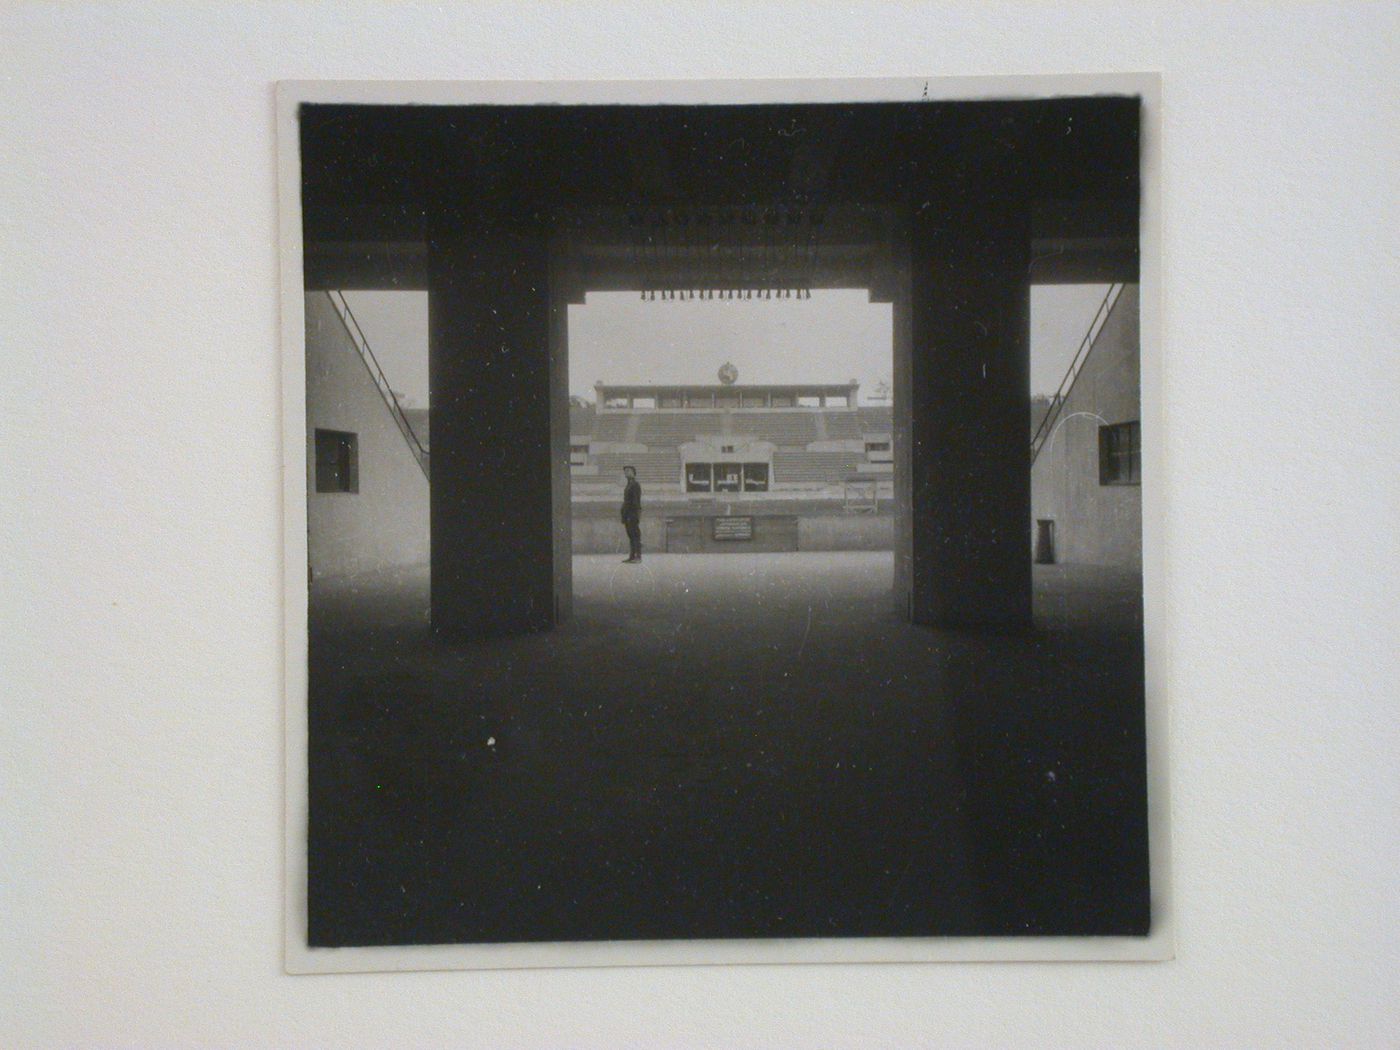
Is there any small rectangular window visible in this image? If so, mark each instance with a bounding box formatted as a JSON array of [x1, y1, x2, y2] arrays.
[[714, 463, 742, 492], [1099, 421, 1141, 485], [685, 462, 713, 492], [769, 395, 795, 408], [742, 462, 769, 491], [314, 429, 358, 493], [569, 443, 590, 466]]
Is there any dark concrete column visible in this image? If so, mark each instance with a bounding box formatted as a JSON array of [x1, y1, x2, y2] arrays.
[[907, 199, 1033, 628], [428, 214, 560, 637], [872, 233, 915, 619], [548, 244, 577, 624]]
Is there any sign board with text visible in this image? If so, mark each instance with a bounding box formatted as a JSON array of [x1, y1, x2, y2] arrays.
[[712, 516, 754, 541]]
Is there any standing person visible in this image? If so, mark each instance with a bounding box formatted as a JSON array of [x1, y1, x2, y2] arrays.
[[620, 465, 643, 563]]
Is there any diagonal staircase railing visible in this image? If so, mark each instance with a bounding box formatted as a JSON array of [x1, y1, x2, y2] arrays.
[[1029, 282, 1124, 466], [325, 290, 430, 481]]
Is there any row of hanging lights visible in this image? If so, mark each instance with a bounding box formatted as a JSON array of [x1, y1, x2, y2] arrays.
[[639, 287, 812, 301], [627, 202, 823, 302]]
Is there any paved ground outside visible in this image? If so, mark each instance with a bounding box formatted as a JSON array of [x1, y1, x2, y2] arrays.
[[307, 552, 1149, 946]]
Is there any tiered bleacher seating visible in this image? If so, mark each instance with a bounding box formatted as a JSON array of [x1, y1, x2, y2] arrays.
[[633, 413, 726, 446], [591, 414, 632, 442], [592, 451, 682, 486], [857, 406, 893, 434], [727, 413, 818, 446], [568, 402, 596, 435], [772, 451, 864, 484], [577, 401, 890, 492], [822, 412, 863, 441]]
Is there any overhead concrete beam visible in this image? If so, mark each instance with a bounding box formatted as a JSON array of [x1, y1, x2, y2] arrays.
[[303, 241, 428, 290]]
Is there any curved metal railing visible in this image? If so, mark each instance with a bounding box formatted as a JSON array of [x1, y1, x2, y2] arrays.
[[1030, 283, 1124, 466], [324, 290, 430, 480]]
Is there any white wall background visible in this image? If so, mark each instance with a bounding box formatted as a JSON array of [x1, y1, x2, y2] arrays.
[[4, 4, 1397, 1047]]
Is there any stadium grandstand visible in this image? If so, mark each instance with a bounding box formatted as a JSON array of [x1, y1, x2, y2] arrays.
[[570, 379, 892, 503]]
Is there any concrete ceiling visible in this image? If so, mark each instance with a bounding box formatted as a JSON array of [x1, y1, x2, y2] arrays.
[[299, 99, 1140, 290]]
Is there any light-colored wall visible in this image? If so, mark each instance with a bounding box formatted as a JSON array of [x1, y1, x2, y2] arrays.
[[663, 514, 800, 554], [570, 513, 892, 553], [571, 515, 666, 555], [1030, 284, 1141, 570], [13, 12, 1395, 1050], [305, 292, 430, 578], [798, 514, 893, 551]]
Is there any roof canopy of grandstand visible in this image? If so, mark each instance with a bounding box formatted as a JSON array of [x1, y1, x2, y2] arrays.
[[595, 382, 859, 409]]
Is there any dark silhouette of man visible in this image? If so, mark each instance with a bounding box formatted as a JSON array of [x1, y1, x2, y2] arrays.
[[620, 465, 642, 563]]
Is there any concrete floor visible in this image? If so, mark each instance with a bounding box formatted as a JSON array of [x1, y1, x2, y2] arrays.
[[307, 552, 1149, 945]]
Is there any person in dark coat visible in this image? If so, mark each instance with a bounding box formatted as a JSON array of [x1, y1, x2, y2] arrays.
[[620, 466, 643, 563]]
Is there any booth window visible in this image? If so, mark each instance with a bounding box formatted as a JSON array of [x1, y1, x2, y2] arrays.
[[714, 463, 742, 492], [1099, 421, 1141, 485], [315, 429, 358, 493], [569, 443, 590, 466], [685, 463, 713, 492], [743, 463, 769, 491]]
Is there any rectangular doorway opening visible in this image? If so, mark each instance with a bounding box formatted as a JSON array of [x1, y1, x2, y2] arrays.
[[565, 287, 895, 619], [562, 289, 890, 585]]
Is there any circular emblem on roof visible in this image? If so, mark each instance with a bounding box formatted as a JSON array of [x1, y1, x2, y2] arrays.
[[718, 362, 738, 385]]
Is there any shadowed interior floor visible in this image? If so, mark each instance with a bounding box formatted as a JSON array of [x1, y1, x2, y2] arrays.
[[307, 552, 1149, 946]]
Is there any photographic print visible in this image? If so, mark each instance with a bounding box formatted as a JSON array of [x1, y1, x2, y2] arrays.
[[281, 77, 1165, 968]]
